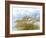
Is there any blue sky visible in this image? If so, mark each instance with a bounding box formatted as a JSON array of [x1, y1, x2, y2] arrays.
[[12, 7, 40, 19]]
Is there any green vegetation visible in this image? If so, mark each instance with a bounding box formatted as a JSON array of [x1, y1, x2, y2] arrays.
[[15, 16, 40, 30]]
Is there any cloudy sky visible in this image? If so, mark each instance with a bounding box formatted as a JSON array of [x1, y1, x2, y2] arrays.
[[12, 7, 40, 19]]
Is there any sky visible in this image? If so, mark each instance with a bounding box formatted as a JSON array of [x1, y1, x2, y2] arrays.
[[12, 7, 40, 19]]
